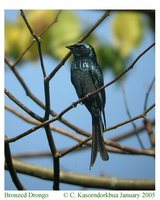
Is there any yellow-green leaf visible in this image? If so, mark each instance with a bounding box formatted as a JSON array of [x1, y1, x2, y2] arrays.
[[48, 11, 81, 59], [112, 11, 144, 58]]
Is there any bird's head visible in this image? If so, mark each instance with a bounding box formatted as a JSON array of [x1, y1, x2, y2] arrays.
[[66, 43, 97, 59]]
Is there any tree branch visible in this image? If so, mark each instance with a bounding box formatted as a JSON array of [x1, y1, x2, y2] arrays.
[[143, 77, 155, 147], [5, 88, 42, 121], [5, 159, 154, 190], [111, 120, 155, 141], [121, 84, 144, 148], [5, 136, 25, 190]]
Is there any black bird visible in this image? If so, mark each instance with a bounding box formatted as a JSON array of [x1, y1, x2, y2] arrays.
[[66, 43, 109, 168]]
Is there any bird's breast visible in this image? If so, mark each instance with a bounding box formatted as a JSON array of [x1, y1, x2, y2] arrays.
[[71, 58, 95, 72]]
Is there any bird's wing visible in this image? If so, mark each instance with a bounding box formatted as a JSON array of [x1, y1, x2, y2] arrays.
[[88, 63, 106, 107], [88, 63, 106, 127]]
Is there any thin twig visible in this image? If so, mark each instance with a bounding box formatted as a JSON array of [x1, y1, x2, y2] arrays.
[[106, 140, 154, 156], [59, 137, 154, 158], [111, 120, 155, 141], [43, 80, 50, 119], [144, 77, 155, 147], [144, 77, 155, 111], [44, 125, 59, 190], [105, 103, 155, 132], [121, 84, 145, 149], [20, 10, 46, 77], [143, 119, 155, 147], [20, 10, 46, 78], [143, 77, 155, 147], [39, 11, 61, 37], [5, 88, 42, 121], [13, 10, 61, 67]]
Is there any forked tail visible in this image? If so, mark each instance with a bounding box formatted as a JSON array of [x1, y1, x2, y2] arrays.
[[90, 115, 109, 168]]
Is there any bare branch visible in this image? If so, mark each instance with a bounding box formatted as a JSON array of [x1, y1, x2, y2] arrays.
[[6, 159, 154, 190], [5, 104, 86, 143], [5, 88, 42, 121], [106, 104, 155, 132], [20, 10, 46, 77], [143, 119, 155, 147], [143, 77, 155, 147], [39, 11, 61, 36], [5, 135, 25, 190], [121, 84, 145, 148], [12, 10, 61, 67], [111, 120, 155, 141], [144, 77, 155, 111], [106, 140, 154, 156]]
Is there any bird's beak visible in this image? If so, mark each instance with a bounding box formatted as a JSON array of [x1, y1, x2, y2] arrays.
[[66, 44, 76, 50]]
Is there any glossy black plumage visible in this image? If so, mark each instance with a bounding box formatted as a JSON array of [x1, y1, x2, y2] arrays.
[[66, 43, 109, 168]]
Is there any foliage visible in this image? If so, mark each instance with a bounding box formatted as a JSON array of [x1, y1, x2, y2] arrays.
[[5, 10, 154, 76]]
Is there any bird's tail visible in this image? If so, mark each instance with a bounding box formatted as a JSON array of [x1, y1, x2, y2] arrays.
[[90, 115, 109, 169]]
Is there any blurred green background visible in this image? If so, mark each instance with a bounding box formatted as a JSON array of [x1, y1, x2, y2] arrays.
[[5, 10, 155, 76]]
